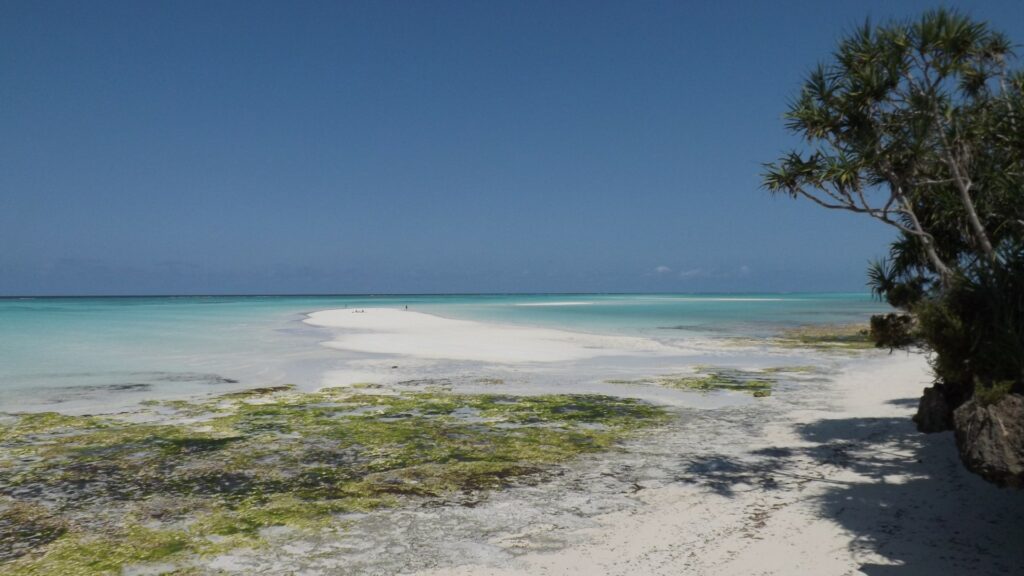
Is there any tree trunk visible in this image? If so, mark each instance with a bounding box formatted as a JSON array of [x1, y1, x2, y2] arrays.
[[898, 193, 954, 283], [945, 153, 998, 263]]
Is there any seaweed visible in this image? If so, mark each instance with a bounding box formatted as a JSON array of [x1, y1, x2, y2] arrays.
[[0, 389, 666, 575], [606, 366, 789, 397], [774, 324, 874, 350]]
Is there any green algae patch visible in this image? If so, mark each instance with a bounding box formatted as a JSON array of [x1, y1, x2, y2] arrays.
[[614, 364, 835, 396], [0, 500, 67, 563], [348, 382, 384, 389], [8, 526, 194, 576], [0, 412, 108, 443], [774, 324, 874, 350], [141, 399, 228, 419], [0, 390, 666, 575], [193, 493, 384, 538], [759, 365, 824, 374], [722, 325, 873, 352], [658, 372, 773, 395], [219, 384, 297, 399], [605, 366, 807, 397]]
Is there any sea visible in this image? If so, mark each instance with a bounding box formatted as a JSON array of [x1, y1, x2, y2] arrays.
[[0, 293, 890, 412]]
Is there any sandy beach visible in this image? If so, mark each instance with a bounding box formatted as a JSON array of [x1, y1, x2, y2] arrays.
[[405, 351, 1024, 575], [10, 3, 1024, 574], [286, 308, 1023, 575], [3, 306, 1022, 575]]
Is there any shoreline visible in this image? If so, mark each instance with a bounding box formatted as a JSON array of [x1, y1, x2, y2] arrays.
[[0, 305, 785, 415], [0, 294, 888, 415], [4, 306, 1022, 574], [405, 351, 1024, 576], [300, 307, 830, 410]]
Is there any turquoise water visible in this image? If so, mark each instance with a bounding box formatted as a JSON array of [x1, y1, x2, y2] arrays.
[[0, 294, 889, 411]]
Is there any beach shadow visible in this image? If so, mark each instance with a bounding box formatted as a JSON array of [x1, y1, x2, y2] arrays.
[[678, 414, 1024, 574], [885, 397, 920, 408]]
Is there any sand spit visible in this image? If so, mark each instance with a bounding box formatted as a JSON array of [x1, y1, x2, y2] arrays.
[[304, 308, 683, 363]]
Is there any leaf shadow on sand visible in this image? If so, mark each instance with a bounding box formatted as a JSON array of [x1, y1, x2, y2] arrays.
[[677, 399, 1024, 575]]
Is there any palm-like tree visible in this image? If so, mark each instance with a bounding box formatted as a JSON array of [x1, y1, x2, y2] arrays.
[[763, 9, 1024, 486]]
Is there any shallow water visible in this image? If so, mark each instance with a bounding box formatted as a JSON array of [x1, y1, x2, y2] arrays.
[[0, 294, 889, 412]]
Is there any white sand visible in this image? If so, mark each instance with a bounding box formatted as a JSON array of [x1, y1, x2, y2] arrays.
[[298, 307, 1024, 574], [304, 308, 682, 363], [203, 308, 1023, 574], [405, 352, 1024, 575]]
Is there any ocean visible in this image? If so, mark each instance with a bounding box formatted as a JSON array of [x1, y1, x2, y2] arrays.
[[0, 293, 889, 412]]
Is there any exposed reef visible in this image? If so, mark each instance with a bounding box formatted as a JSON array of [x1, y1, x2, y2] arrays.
[[774, 324, 875, 350], [606, 365, 825, 397], [0, 387, 666, 575]]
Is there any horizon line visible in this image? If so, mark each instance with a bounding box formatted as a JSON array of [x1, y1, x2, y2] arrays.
[[0, 290, 875, 299]]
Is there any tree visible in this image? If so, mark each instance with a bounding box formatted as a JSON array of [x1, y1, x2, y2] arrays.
[[763, 9, 1024, 486]]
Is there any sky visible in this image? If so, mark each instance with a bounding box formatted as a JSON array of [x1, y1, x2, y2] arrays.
[[3, 0, 1023, 295]]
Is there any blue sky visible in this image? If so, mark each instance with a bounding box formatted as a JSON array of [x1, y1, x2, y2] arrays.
[[3, 1, 1023, 295]]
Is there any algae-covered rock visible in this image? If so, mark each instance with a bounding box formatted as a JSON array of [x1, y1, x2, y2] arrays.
[[0, 389, 667, 575], [775, 324, 875, 350], [0, 501, 66, 562], [607, 366, 789, 397], [953, 394, 1024, 488]]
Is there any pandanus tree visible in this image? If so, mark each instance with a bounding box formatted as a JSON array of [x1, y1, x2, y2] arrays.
[[763, 9, 1024, 486]]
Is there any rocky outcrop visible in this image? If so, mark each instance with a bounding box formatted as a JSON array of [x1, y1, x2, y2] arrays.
[[953, 394, 1024, 488], [913, 385, 954, 433]]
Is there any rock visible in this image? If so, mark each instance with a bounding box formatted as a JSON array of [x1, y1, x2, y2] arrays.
[[953, 394, 1024, 488], [913, 386, 954, 433]]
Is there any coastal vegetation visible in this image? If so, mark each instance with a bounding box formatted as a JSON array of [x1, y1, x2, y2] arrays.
[[0, 387, 666, 574], [764, 9, 1024, 485]]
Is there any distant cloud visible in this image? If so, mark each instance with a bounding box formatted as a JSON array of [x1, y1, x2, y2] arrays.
[[678, 268, 706, 279], [676, 266, 751, 281], [655, 265, 672, 274]]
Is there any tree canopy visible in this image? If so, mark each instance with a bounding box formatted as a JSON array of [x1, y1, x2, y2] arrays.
[[763, 9, 1024, 486]]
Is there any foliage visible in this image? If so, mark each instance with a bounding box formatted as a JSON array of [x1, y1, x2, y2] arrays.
[[763, 9, 1024, 414], [869, 313, 918, 349]]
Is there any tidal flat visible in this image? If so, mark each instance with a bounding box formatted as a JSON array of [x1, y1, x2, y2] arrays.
[[5, 305, 1020, 575], [0, 387, 666, 575], [605, 365, 829, 398]]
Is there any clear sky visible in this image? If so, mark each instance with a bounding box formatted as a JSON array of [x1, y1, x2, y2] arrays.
[[3, 1, 1023, 295]]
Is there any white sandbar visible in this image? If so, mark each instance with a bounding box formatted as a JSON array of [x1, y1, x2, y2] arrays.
[[304, 307, 678, 363]]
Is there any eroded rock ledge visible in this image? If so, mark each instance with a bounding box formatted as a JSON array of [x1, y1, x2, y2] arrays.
[[954, 394, 1024, 488]]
